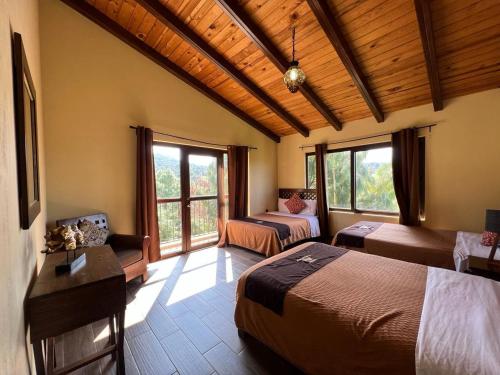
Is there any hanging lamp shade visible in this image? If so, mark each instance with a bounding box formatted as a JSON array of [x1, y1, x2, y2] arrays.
[[283, 61, 306, 93], [283, 26, 306, 93]]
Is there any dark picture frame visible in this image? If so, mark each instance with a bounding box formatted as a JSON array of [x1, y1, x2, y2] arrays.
[[13, 32, 40, 229]]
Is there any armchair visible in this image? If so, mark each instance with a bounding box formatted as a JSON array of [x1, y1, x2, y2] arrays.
[[56, 213, 150, 283]]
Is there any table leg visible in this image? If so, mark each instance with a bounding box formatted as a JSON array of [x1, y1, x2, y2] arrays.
[[117, 310, 125, 375], [33, 340, 46, 375], [46, 338, 55, 375], [109, 315, 116, 360]]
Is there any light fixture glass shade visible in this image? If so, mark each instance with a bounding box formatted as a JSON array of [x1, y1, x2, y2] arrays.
[[283, 61, 306, 93]]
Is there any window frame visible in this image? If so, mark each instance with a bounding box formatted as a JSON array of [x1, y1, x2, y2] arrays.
[[306, 141, 404, 216]]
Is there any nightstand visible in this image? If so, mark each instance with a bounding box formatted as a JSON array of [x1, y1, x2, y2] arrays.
[[466, 256, 500, 281], [28, 246, 126, 374]]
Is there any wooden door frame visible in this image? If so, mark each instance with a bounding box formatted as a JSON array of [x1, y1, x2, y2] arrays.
[[154, 141, 227, 256]]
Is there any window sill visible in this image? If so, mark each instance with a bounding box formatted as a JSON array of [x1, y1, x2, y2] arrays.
[[329, 209, 399, 218]]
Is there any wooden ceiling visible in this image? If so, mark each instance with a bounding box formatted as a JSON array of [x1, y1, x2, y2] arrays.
[[62, 0, 500, 142]]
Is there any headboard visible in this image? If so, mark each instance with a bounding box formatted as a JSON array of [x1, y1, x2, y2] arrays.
[[279, 188, 317, 200]]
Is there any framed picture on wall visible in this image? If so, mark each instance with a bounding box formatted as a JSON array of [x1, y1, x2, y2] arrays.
[[13, 32, 40, 229]]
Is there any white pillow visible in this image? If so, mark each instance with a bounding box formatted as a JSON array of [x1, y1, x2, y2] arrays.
[[278, 198, 317, 215], [301, 199, 317, 216], [278, 198, 288, 213]]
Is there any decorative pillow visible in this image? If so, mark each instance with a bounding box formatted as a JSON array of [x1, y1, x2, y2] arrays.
[[285, 193, 307, 214], [481, 231, 498, 246], [78, 219, 109, 248], [301, 199, 317, 216]]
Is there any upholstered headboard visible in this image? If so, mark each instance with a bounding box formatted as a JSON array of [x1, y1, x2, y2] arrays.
[[278, 188, 317, 200], [56, 213, 109, 230]]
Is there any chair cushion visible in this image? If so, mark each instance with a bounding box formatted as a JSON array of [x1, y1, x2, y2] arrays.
[[116, 249, 143, 268], [78, 219, 109, 247]]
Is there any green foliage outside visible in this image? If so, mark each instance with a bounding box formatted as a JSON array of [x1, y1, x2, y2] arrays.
[[355, 151, 398, 212], [154, 148, 222, 244], [307, 148, 398, 213]]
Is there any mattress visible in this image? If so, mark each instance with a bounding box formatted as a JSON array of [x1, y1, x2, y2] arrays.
[[218, 212, 317, 257], [333, 221, 456, 269]]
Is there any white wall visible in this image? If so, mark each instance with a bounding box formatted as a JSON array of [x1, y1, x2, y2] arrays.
[[0, 0, 46, 373], [278, 89, 500, 235]]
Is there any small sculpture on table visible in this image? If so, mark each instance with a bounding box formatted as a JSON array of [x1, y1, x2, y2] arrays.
[[43, 224, 87, 275]]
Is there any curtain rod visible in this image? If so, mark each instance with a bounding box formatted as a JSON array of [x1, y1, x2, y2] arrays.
[[129, 126, 257, 150], [299, 123, 438, 149]]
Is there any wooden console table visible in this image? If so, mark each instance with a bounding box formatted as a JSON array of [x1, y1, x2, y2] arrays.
[[28, 246, 126, 374]]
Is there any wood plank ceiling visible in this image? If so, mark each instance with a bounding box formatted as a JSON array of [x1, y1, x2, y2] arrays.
[[62, 0, 500, 142]]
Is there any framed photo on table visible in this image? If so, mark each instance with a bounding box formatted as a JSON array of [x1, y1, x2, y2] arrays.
[[13, 32, 40, 229]]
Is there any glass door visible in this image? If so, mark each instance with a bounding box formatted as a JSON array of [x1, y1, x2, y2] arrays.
[[154, 143, 227, 256], [186, 153, 220, 251]]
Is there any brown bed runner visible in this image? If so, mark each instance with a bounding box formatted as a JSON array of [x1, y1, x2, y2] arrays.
[[244, 243, 348, 314], [237, 217, 290, 240], [334, 221, 383, 248]]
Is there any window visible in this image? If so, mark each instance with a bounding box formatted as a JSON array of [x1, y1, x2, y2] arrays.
[[354, 146, 398, 213], [306, 142, 414, 214], [306, 154, 316, 189]]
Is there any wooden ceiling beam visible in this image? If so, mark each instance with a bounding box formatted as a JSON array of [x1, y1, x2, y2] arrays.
[[213, 0, 342, 131], [307, 0, 384, 123], [414, 0, 443, 111], [59, 0, 281, 143], [137, 0, 310, 137]]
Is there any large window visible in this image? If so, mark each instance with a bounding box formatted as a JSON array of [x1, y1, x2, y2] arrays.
[[306, 143, 401, 214]]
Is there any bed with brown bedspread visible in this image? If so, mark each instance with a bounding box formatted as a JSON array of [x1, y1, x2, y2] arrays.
[[333, 221, 457, 269], [235, 242, 500, 375], [218, 189, 318, 257]]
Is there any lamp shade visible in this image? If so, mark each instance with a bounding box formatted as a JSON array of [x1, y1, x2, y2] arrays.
[[485, 209, 500, 233]]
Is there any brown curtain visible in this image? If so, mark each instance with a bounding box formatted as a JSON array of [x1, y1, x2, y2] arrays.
[[315, 144, 329, 239], [228, 145, 248, 219], [392, 128, 420, 226], [136, 126, 160, 262]]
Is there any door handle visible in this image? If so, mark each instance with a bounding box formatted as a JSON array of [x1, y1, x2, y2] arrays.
[[186, 204, 191, 208]]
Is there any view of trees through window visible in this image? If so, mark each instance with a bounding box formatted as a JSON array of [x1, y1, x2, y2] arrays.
[[306, 144, 399, 213], [154, 145, 226, 250], [355, 148, 398, 212]]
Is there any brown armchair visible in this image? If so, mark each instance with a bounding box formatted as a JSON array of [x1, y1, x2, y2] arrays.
[[56, 213, 150, 283]]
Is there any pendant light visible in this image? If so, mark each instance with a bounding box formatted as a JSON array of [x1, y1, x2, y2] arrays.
[[283, 26, 306, 93]]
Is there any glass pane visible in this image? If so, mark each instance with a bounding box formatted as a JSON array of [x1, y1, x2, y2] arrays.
[[306, 154, 316, 189], [355, 147, 398, 212], [223, 154, 229, 223], [223, 153, 228, 196], [157, 201, 182, 255], [326, 151, 351, 209], [190, 199, 218, 247], [189, 154, 217, 197], [154, 146, 181, 199]]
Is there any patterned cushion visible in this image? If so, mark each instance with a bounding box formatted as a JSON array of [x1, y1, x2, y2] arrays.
[[78, 219, 109, 248], [285, 193, 307, 214], [481, 231, 498, 246]]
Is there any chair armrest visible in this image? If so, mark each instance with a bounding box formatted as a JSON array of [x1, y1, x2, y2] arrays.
[[107, 234, 150, 263]]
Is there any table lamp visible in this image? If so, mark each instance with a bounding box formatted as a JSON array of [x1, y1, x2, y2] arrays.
[[485, 209, 500, 261]]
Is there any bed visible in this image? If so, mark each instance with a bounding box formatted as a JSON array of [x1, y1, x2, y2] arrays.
[[235, 242, 500, 375], [218, 189, 320, 257], [332, 221, 457, 269]]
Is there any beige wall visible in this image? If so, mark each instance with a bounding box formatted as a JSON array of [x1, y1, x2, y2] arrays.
[[41, 0, 277, 234], [279, 89, 500, 235], [0, 0, 46, 373]]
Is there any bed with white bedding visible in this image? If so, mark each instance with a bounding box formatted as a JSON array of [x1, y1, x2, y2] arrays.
[[217, 189, 320, 257]]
